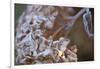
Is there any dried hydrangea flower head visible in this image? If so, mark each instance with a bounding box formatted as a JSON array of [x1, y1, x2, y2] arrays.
[[15, 4, 94, 64]]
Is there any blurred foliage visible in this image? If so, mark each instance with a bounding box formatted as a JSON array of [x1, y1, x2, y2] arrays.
[[15, 4, 26, 25]]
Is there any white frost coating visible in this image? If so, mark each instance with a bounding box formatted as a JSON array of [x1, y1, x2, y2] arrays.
[[60, 38, 70, 51], [18, 12, 25, 24], [24, 12, 33, 24], [18, 33, 32, 45], [33, 14, 56, 29], [44, 17, 54, 29], [20, 23, 30, 33], [26, 5, 33, 13], [37, 48, 53, 57], [38, 37, 47, 51], [83, 9, 93, 37], [16, 32, 24, 39], [34, 29, 43, 37]]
